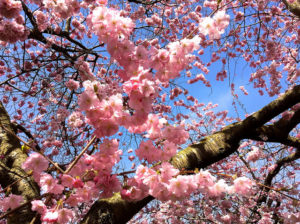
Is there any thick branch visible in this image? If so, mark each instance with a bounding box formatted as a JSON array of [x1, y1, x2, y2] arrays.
[[0, 102, 40, 224], [82, 86, 300, 224], [282, 0, 300, 18], [239, 85, 300, 133]]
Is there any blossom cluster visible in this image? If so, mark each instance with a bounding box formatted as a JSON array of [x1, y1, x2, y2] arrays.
[[42, 0, 80, 19], [87, 6, 135, 43], [198, 11, 230, 39], [122, 163, 255, 202], [0, 194, 24, 211], [34, 10, 50, 32], [135, 122, 189, 163], [152, 37, 201, 82], [16, 138, 123, 223], [0, 0, 21, 19], [0, 17, 28, 43], [78, 80, 124, 138], [246, 146, 265, 162]]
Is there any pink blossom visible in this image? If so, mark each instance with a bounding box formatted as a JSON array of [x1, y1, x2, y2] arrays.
[[221, 214, 232, 224], [0, 19, 28, 43], [65, 79, 80, 90], [162, 124, 189, 145], [42, 210, 58, 223], [0, 0, 21, 19], [198, 17, 215, 36], [194, 170, 216, 188], [214, 10, 230, 30], [78, 91, 98, 111], [93, 118, 119, 138], [22, 152, 49, 173], [57, 208, 75, 224], [209, 179, 228, 197], [145, 114, 166, 139], [39, 173, 64, 194], [159, 162, 179, 182], [246, 146, 264, 162], [72, 178, 84, 188], [233, 177, 254, 195], [135, 140, 159, 163], [88, 6, 134, 43], [31, 200, 46, 214], [94, 174, 122, 197], [168, 175, 190, 198], [43, 0, 79, 19], [268, 164, 277, 173], [121, 184, 145, 202], [68, 111, 84, 128], [34, 10, 50, 31], [161, 141, 177, 161], [199, 11, 229, 39], [75, 59, 95, 81], [0, 194, 23, 212], [258, 213, 273, 224]]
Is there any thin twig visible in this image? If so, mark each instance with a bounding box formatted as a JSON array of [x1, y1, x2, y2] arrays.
[[64, 136, 96, 174]]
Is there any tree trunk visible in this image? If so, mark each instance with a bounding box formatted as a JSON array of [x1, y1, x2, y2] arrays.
[[0, 102, 40, 224]]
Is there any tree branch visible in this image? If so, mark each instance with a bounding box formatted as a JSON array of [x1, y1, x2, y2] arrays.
[[81, 86, 300, 223], [282, 0, 300, 18]]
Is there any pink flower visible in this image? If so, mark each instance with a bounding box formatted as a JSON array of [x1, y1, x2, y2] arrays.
[[246, 146, 264, 162], [78, 91, 98, 111], [135, 140, 159, 163], [60, 174, 74, 188], [42, 210, 58, 223], [258, 213, 273, 224], [22, 152, 49, 173], [198, 11, 229, 39], [0, 19, 28, 43], [72, 178, 84, 188], [68, 111, 84, 128], [57, 208, 74, 224], [39, 173, 64, 194], [162, 124, 189, 145], [0, 194, 23, 212], [199, 17, 215, 36], [159, 162, 179, 182], [213, 10, 230, 30], [88, 6, 134, 43], [123, 79, 140, 95], [0, 0, 22, 19], [233, 177, 254, 195], [161, 141, 177, 161], [65, 79, 80, 90], [168, 175, 190, 198], [268, 164, 277, 173], [194, 170, 216, 188], [34, 10, 50, 31], [209, 179, 228, 197], [93, 118, 119, 138], [94, 174, 122, 197], [31, 200, 46, 214]]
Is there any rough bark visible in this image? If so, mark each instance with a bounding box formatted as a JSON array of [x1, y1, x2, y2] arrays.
[[0, 102, 40, 224], [81, 85, 300, 223], [282, 0, 300, 18]]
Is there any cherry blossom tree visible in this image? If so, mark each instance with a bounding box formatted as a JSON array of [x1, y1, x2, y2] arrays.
[[0, 0, 299, 223]]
